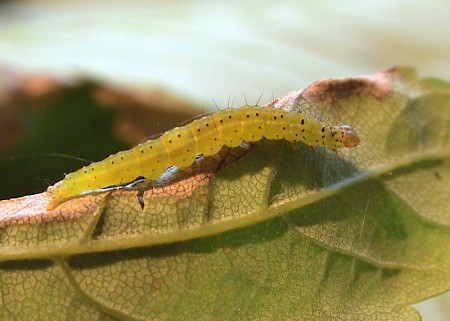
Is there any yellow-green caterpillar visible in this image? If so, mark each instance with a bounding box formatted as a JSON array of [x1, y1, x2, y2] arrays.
[[47, 105, 360, 209]]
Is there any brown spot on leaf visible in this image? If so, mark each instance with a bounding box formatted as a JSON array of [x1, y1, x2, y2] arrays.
[[0, 192, 105, 228], [303, 70, 393, 103], [266, 69, 394, 112]]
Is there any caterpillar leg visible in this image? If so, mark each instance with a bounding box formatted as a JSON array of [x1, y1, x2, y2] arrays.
[[123, 177, 150, 210], [137, 190, 145, 210]]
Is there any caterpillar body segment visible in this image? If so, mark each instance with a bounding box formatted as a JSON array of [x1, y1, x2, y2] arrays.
[[160, 126, 194, 167], [212, 108, 243, 147], [194, 114, 224, 155], [47, 105, 360, 209]]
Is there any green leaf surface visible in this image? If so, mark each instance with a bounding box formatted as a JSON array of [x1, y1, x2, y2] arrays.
[[0, 68, 449, 320]]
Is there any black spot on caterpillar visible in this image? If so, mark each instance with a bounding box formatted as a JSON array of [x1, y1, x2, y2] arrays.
[[47, 105, 360, 208]]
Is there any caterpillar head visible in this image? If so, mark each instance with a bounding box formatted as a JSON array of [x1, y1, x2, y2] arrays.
[[330, 125, 360, 149], [340, 125, 360, 148]]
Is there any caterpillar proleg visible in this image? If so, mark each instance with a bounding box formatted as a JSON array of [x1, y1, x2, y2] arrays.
[[47, 105, 360, 208]]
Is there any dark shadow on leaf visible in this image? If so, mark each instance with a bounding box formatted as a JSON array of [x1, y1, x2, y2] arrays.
[[285, 179, 410, 241], [68, 217, 288, 270], [0, 259, 53, 271]]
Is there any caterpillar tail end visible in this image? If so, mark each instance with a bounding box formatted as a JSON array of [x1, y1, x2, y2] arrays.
[[46, 191, 63, 210], [46, 199, 59, 210], [46, 183, 66, 210]]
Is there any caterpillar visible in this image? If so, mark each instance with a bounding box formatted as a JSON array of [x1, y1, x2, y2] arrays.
[[47, 105, 360, 209]]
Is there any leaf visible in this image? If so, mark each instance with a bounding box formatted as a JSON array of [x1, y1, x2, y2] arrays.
[[0, 68, 449, 321]]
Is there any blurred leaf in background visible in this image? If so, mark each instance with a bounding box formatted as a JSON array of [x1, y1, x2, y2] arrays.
[[0, 74, 201, 199]]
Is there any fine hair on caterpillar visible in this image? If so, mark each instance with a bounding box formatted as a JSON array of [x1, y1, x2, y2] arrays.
[[47, 105, 360, 209]]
